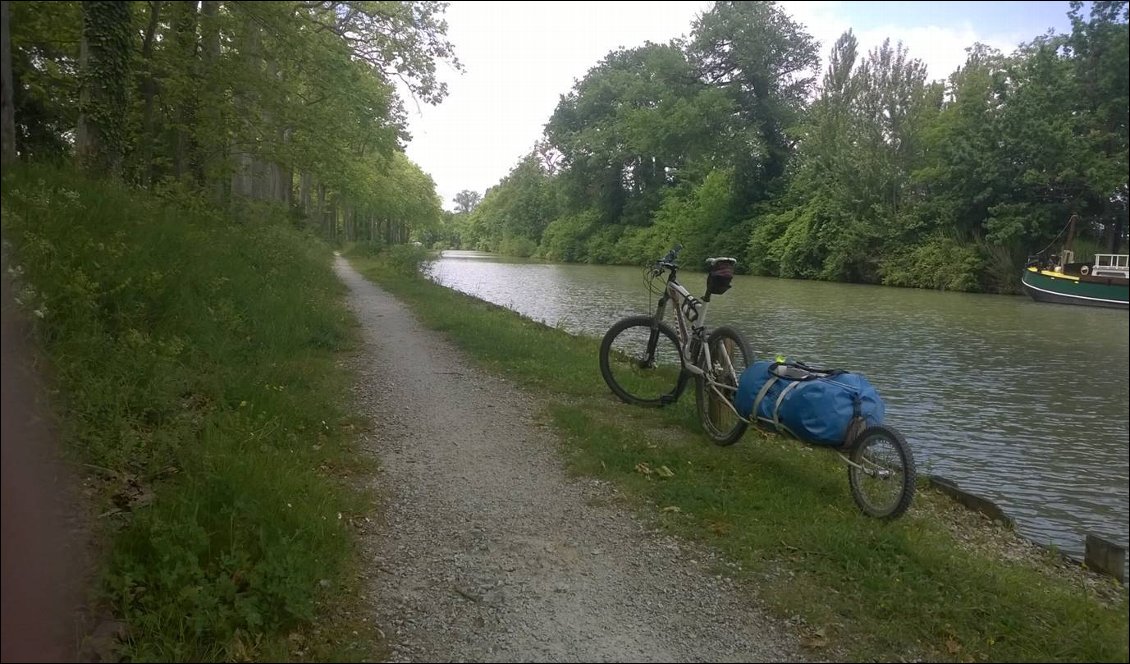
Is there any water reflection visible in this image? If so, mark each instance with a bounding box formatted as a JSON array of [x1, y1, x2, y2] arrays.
[[428, 251, 1130, 558]]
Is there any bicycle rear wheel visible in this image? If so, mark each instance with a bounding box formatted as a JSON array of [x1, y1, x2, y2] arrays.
[[695, 326, 751, 445], [847, 425, 916, 519], [599, 316, 686, 407]]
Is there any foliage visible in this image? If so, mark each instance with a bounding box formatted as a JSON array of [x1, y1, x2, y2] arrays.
[[453, 189, 481, 214], [76, 1, 133, 176], [461, 1, 1128, 293], [687, 0, 820, 203], [6, 0, 455, 243], [498, 234, 538, 258], [539, 209, 601, 262], [1, 165, 376, 661], [464, 152, 559, 254], [545, 41, 735, 228], [879, 235, 984, 291], [384, 243, 430, 275]]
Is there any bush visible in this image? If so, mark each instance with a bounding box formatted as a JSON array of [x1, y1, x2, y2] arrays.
[[880, 234, 984, 291], [539, 210, 600, 262], [349, 239, 386, 258], [498, 234, 538, 257], [385, 243, 430, 275]]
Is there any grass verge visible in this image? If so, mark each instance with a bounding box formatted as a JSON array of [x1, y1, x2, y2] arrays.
[[1, 166, 379, 661], [348, 249, 1129, 663]]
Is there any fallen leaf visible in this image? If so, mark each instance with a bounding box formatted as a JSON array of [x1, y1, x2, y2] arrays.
[[656, 465, 675, 478], [802, 627, 828, 649], [634, 462, 652, 476], [708, 521, 731, 535], [946, 638, 962, 654], [661, 505, 681, 513]]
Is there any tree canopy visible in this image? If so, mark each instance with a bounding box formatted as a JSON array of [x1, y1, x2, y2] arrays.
[[456, 0, 1128, 293], [2, 0, 459, 244]]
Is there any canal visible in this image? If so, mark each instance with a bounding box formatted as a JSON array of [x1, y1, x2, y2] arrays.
[[428, 251, 1130, 560]]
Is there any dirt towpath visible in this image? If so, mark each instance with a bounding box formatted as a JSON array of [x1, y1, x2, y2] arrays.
[[1, 256, 88, 662], [334, 255, 803, 663]]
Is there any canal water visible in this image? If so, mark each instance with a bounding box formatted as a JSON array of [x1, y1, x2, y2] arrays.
[[427, 251, 1130, 559]]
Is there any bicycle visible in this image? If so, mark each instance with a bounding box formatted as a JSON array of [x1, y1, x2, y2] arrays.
[[599, 244, 916, 519], [598, 244, 752, 445]]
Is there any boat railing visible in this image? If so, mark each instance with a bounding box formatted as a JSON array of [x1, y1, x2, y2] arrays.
[[1094, 254, 1129, 269]]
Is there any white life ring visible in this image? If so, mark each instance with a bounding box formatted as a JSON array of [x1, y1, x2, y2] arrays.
[[1081, 265, 1091, 276]]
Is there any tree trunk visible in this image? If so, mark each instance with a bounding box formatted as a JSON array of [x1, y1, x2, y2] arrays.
[[251, 157, 269, 201], [231, 9, 263, 199], [1109, 215, 1126, 254], [317, 182, 326, 235], [1, 0, 17, 167], [138, 1, 162, 185], [75, 1, 133, 177], [170, 0, 197, 181], [282, 164, 293, 205], [75, 25, 92, 162], [199, 0, 223, 202], [232, 150, 252, 198], [300, 172, 311, 215]]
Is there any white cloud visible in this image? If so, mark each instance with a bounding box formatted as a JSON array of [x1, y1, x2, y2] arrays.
[[780, 1, 1023, 82]]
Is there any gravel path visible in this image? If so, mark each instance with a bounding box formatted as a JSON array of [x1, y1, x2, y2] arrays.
[[334, 256, 803, 663]]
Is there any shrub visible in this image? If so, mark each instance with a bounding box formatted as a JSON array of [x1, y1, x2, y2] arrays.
[[385, 243, 430, 275], [880, 234, 984, 291]]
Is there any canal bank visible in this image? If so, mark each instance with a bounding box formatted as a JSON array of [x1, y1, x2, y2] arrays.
[[347, 248, 1127, 663], [426, 250, 1130, 565]]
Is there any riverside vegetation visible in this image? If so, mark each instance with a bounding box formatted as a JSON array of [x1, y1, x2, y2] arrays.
[[437, 1, 1128, 294], [3, 1, 460, 658], [2, 166, 386, 660], [348, 247, 1128, 663]]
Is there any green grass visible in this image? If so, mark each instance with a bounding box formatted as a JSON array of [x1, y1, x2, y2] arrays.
[[2, 166, 379, 661], [349, 250, 1129, 663]]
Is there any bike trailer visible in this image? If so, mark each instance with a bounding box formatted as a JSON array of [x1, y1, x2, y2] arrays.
[[734, 360, 885, 447]]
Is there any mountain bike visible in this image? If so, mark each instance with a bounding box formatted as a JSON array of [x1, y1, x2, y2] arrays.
[[598, 244, 752, 445]]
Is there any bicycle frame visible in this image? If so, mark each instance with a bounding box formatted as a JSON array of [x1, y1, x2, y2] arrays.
[[639, 264, 752, 426], [654, 269, 706, 370], [647, 266, 741, 400]]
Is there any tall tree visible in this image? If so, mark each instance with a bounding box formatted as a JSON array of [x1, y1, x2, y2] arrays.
[[1, 0, 15, 167], [453, 189, 481, 214], [546, 42, 733, 227], [1067, 0, 1129, 251], [688, 0, 820, 204], [749, 34, 933, 283], [75, 0, 132, 176]]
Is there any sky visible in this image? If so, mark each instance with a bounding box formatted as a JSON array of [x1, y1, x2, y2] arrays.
[[398, 1, 1080, 211]]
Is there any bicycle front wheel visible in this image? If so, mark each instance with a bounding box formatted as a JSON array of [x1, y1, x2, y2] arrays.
[[695, 326, 752, 446], [599, 316, 686, 407], [848, 425, 916, 519]]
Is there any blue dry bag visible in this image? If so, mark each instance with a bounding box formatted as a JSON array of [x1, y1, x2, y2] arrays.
[[734, 360, 885, 446]]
